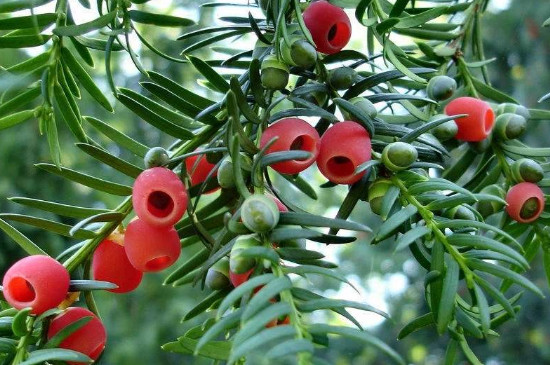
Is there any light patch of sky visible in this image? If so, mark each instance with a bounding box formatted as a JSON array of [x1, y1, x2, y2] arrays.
[[321, 272, 408, 328], [305, 206, 407, 329], [487, 0, 512, 13], [15, 1, 200, 76]]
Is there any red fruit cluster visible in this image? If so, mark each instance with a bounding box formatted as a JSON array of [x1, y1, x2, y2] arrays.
[[127, 167, 186, 272], [2, 255, 69, 315], [261, 118, 372, 185], [47, 307, 107, 365], [303, 0, 351, 55], [445, 97, 495, 142], [93, 167, 187, 295]]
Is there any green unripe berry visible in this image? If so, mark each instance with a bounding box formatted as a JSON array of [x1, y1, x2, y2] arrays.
[[229, 255, 254, 275], [241, 194, 280, 233], [511, 158, 543, 183], [520, 197, 540, 220], [217, 155, 252, 189], [217, 158, 235, 189], [261, 55, 289, 90], [280, 37, 317, 69], [445, 205, 476, 221], [230, 234, 262, 274], [430, 114, 458, 141], [144, 147, 169, 168], [476, 184, 506, 218], [496, 103, 530, 120], [205, 257, 231, 290], [328, 67, 358, 90], [368, 178, 393, 215], [346, 97, 377, 120], [426, 75, 457, 101], [494, 113, 527, 140], [381, 142, 418, 171]]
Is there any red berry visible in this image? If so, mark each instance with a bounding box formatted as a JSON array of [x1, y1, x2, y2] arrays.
[[185, 151, 219, 192], [260, 118, 320, 174], [265, 318, 279, 328], [505, 182, 545, 223], [124, 219, 181, 272], [279, 316, 291, 325], [47, 307, 106, 365], [303, 0, 351, 55], [270, 195, 288, 212], [444, 97, 495, 142], [316, 121, 372, 184], [229, 268, 253, 287], [92, 239, 143, 294], [2, 255, 69, 315], [132, 167, 188, 227]]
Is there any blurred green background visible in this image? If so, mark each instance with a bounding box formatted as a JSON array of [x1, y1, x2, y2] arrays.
[[1, 1, 550, 364]]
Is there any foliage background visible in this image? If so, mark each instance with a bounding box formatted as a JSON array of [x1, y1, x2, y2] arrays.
[[1, 0, 550, 364]]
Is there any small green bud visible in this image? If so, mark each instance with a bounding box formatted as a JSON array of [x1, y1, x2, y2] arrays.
[[430, 114, 458, 141], [206, 257, 231, 290], [520, 197, 540, 220], [511, 158, 543, 183], [445, 205, 476, 221], [494, 113, 527, 140], [381, 142, 418, 171], [346, 97, 377, 120], [241, 194, 280, 233], [476, 184, 506, 218], [328, 67, 358, 90], [217, 157, 235, 189], [230, 234, 262, 274], [426, 75, 457, 101], [368, 178, 393, 215], [496, 103, 530, 120], [144, 147, 169, 168], [280, 36, 317, 69], [261, 55, 289, 90], [217, 155, 252, 189]]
